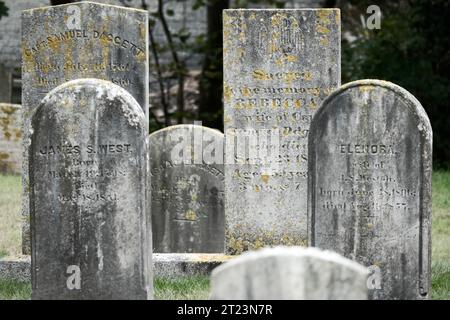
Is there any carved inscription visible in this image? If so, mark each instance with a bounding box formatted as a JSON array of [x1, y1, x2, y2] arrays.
[[150, 125, 225, 253], [21, 2, 149, 255], [223, 9, 341, 253], [308, 81, 432, 300]]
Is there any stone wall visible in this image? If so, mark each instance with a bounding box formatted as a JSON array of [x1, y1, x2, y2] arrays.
[[0, 103, 22, 175]]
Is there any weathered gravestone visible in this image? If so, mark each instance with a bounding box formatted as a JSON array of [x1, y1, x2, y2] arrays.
[[30, 79, 152, 300], [223, 9, 341, 254], [0, 104, 22, 175], [22, 1, 149, 254], [150, 124, 225, 253], [308, 80, 432, 300], [211, 247, 368, 300]]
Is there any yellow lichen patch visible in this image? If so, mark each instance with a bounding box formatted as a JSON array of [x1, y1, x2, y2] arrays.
[[316, 10, 332, 25], [286, 55, 298, 63], [226, 234, 245, 255], [261, 174, 270, 184], [316, 25, 330, 34], [335, 10, 341, 24], [252, 69, 270, 81], [14, 129, 22, 140], [294, 100, 302, 109], [223, 85, 233, 103], [0, 152, 10, 160], [223, 13, 233, 25], [254, 185, 260, 192], [226, 228, 308, 255], [241, 87, 251, 97], [308, 100, 318, 109], [271, 100, 278, 109], [320, 37, 329, 46], [139, 22, 146, 41], [234, 102, 255, 110], [359, 85, 375, 93], [284, 72, 297, 85], [224, 115, 232, 124], [269, 42, 278, 54], [185, 210, 197, 221], [194, 254, 234, 263], [304, 71, 313, 81], [275, 58, 284, 67]]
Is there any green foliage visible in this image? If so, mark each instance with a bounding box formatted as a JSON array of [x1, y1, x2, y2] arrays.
[[342, 0, 450, 168], [0, 1, 8, 19]]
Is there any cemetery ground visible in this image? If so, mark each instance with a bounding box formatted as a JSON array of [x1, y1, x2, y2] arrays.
[[0, 173, 448, 300]]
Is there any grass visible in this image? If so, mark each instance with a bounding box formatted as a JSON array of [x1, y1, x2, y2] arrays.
[[0, 175, 21, 258], [0, 277, 210, 300], [430, 171, 450, 299], [0, 173, 449, 300], [154, 276, 210, 300], [0, 278, 31, 300]]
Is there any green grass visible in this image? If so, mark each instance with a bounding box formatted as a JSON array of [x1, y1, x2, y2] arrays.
[[155, 276, 210, 300], [0, 172, 449, 299], [0, 278, 31, 300], [431, 171, 450, 299], [0, 175, 21, 258], [0, 277, 210, 300]]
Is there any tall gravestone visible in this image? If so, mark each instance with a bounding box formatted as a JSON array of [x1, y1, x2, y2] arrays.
[[211, 247, 368, 300], [150, 125, 225, 253], [30, 79, 152, 300], [308, 80, 432, 300], [22, 1, 149, 254], [223, 9, 341, 254]]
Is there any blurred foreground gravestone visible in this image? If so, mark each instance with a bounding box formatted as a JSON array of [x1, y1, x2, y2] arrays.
[[211, 247, 368, 299]]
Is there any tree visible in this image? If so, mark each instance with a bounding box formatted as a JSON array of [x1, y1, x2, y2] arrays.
[[0, 1, 8, 20], [341, 0, 450, 168]]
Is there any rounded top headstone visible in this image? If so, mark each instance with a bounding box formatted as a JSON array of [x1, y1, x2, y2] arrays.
[[311, 79, 432, 142], [211, 246, 368, 300], [149, 124, 224, 253], [34, 78, 146, 131]]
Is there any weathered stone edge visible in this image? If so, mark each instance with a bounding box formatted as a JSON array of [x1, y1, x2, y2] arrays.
[[0, 254, 233, 282], [22, 1, 148, 14]]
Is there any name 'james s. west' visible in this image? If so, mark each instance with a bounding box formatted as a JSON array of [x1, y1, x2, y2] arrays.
[[39, 144, 132, 156]]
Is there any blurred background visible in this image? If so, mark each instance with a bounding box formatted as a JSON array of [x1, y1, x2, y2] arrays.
[[0, 0, 449, 169]]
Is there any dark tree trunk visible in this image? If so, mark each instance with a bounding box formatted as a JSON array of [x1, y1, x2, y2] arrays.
[[198, 0, 229, 131]]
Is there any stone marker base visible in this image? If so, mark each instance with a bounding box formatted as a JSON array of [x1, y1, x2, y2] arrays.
[[0, 254, 233, 282]]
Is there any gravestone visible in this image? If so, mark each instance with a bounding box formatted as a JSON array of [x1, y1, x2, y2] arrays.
[[223, 9, 341, 254], [211, 247, 368, 299], [308, 80, 432, 300], [30, 79, 152, 300], [0, 104, 22, 175], [150, 124, 225, 253], [21, 1, 149, 254]]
